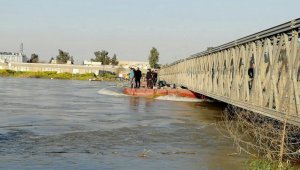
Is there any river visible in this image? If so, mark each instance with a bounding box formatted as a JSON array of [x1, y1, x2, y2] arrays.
[[0, 77, 248, 170]]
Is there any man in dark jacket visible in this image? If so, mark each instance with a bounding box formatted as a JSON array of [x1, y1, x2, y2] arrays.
[[152, 70, 158, 87], [146, 69, 152, 89], [134, 67, 142, 88]]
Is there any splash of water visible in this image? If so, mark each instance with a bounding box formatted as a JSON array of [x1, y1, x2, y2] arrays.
[[97, 88, 127, 97], [155, 95, 204, 102]]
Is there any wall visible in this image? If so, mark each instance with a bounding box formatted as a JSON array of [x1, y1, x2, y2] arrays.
[[0, 63, 117, 75]]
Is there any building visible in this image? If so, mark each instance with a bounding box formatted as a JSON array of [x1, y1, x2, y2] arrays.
[[83, 60, 102, 66], [0, 52, 27, 63], [118, 60, 149, 69], [50, 59, 73, 65]]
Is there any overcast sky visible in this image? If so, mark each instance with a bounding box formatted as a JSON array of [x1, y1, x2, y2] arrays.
[[0, 0, 299, 64]]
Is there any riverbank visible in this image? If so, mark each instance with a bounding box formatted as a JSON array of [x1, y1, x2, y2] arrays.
[[0, 69, 118, 81]]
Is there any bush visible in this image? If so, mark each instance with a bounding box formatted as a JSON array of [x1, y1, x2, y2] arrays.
[[0, 70, 10, 77], [98, 73, 117, 80]]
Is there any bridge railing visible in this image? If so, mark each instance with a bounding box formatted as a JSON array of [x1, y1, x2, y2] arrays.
[[159, 18, 300, 126]]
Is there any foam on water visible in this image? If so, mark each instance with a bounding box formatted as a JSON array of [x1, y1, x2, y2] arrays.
[[155, 95, 205, 102], [97, 88, 127, 97]]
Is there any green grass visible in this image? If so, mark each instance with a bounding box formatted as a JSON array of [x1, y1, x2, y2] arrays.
[[247, 159, 298, 170], [0, 69, 100, 81], [98, 73, 118, 80]]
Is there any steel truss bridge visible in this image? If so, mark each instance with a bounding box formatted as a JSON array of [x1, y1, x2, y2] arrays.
[[159, 18, 300, 126]]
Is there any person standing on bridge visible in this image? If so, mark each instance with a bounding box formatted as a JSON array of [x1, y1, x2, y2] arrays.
[[134, 67, 142, 88]]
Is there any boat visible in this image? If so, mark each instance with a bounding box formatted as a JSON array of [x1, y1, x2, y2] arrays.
[[123, 87, 206, 99]]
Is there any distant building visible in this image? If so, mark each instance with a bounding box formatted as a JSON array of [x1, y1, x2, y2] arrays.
[[50, 59, 73, 65], [66, 60, 73, 65], [83, 60, 102, 66], [118, 60, 149, 69], [0, 52, 27, 63], [50, 59, 57, 64]]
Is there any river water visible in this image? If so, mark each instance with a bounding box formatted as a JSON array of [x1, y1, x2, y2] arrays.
[[0, 77, 248, 170]]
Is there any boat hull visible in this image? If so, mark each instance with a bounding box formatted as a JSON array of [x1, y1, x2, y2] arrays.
[[123, 88, 205, 99]]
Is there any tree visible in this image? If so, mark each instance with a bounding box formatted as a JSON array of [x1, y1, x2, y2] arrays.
[[92, 50, 111, 65], [56, 49, 73, 64], [28, 53, 39, 63], [103, 55, 111, 65], [92, 51, 105, 63], [148, 47, 159, 68], [49, 57, 54, 63], [111, 54, 119, 66]]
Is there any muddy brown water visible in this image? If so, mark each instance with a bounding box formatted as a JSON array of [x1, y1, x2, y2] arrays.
[[0, 77, 248, 170]]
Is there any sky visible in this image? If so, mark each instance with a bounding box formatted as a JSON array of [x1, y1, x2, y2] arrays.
[[0, 0, 299, 64]]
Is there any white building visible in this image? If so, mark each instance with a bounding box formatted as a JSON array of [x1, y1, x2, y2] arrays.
[[83, 60, 102, 66], [0, 52, 27, 63], [118, 60, 149, 69]]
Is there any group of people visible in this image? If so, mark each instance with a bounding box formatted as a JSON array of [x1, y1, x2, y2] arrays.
[[129, 67, 142, 88], [128, 67, 158, 89], [146, 69, 157, 89]]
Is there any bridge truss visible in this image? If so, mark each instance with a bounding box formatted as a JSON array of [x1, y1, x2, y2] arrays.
[[159, 18, 300, 126]]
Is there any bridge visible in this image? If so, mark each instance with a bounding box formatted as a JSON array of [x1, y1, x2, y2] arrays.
[[159, 18, 300, 126]]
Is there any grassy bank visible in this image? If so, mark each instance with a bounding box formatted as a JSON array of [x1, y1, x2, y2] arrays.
[[0, 69, 118, 81], [247, 159, 299, 170]]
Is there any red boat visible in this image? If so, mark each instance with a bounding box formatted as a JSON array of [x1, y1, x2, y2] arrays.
[[123, 88, 205, 99]]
